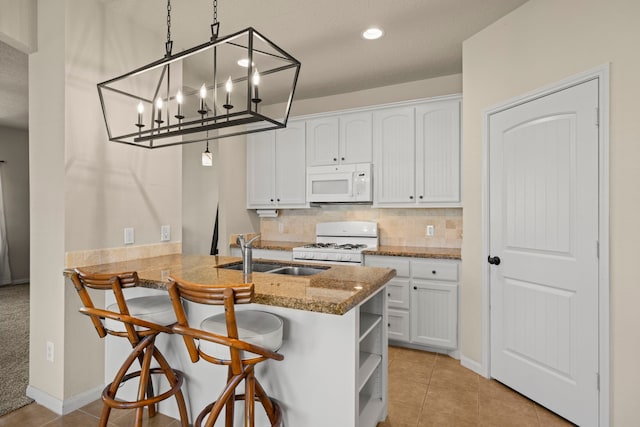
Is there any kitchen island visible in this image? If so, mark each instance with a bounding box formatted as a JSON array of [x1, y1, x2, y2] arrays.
[[65, 254, 395, 427]]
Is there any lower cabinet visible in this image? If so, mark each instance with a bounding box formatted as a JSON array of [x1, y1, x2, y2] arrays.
[[365, 255, 459, 351]]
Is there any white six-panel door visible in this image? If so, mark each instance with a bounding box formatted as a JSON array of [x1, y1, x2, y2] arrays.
[[489, 79, 599, 426]]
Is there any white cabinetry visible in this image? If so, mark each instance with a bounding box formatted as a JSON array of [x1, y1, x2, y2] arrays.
[[365, 255, 459, 351], [373, 97, 461, 207], [246, 121, 308, 209], [357, 288, 388, 427], [306, 112, 372, 166]]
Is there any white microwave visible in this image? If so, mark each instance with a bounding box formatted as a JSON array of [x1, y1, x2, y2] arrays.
[[307, 163, 372, 203]]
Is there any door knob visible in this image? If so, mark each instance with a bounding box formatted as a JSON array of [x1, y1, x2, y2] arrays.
[[487, 256, 501, 265]]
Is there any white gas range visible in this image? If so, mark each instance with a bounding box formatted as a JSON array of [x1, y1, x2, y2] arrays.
[[292, 221, 378, 265]]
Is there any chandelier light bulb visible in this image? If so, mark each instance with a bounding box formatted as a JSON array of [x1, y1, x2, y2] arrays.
[[136, 102, 144, 127], [198, 84, 207, 114], [225, 77, 233, 93], [155, 97, 163, 123], [175, 90, 184, 119], [252, 69, 260, 86]]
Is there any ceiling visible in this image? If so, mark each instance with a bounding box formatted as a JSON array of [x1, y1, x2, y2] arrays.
[[0, 0, 528, 130]]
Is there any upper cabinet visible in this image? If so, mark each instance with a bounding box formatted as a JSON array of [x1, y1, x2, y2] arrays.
[[373, 97, 461, 207], [306, 112, 372, 166], [247, 121, 308, 209]]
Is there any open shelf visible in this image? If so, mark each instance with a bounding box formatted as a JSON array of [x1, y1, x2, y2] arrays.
[[358, 352, 382, 391], [359, 394, 384, 427], [359, 312, 382, 342]]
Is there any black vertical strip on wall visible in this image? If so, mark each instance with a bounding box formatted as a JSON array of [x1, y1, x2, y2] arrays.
[[210, 203, 219, 255]]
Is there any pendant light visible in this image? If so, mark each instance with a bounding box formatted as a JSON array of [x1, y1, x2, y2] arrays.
[[97, 0, 301, 149]]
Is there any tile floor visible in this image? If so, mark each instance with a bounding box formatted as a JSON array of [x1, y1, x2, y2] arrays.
[[0, 346, 574, 427]]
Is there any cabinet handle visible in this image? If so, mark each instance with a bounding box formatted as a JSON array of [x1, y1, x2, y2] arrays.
[[419, 195, 423, 199], [387, 323, 391, 327], [413, 286, 417, 290], [333, 157, 337, 162], [387, 293, 391, 297], [341, 157, 345, 161], [270, 198, 274, 202], [432, 270, 436, 275], [277, 198, 280, 202], [409, 195, 414, 200]]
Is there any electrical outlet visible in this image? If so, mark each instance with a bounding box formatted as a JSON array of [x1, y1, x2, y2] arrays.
[[124, 227, 134, 245], [161, 225, 171, 242], [426, 225, 435, 237], [46, 341, 54, 362]]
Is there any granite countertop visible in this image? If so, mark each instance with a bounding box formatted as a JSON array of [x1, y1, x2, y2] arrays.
[[229, 240, 312, 251], [363, 245, 461, 260], [64, 254, 395, 315], [231, 239, 461, 260]]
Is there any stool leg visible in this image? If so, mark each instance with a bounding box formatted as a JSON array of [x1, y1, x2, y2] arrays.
[[136, 353, 157, 418], [151, 346, 189, 427], [245, 366, 256, 427], [135, 338, 156, 426], [225, 367, 234, 427], [254, 379, 281, 426]]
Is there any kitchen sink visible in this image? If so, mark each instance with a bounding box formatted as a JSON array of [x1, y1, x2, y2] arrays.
[[268, 266, 328, 276], [220, 262, 328, 276], [220, 262, 285, 272]]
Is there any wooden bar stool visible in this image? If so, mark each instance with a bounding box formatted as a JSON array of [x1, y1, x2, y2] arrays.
[[167, 277, 284, 427], [70, 269, 189, 427]]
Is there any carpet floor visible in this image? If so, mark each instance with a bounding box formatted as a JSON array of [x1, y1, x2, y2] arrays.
[[0, 284, 33, 416]]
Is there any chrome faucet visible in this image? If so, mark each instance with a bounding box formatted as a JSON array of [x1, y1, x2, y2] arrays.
[[237, 234, 261, 282]]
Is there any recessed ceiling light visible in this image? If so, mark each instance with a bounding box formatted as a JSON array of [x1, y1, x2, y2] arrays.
[[237, 58, 254, 67], [362, 27, 384, 40]]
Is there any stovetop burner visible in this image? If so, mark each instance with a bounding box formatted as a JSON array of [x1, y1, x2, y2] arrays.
[[303, 243, 368, 250], [304, 243, 336, 248], [336, 243, 368, 250]]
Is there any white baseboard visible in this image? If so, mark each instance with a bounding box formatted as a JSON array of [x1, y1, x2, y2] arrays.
[[26, 384, 103, 415], [460, 355, 488, 378]]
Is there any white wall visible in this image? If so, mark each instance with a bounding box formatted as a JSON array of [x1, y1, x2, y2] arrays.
[[181, 140, 219, 255], [461, 0, 640, 423], [0, 126, 29, 283], [29, 0, 183, 403], [0, 0, 36, 53]]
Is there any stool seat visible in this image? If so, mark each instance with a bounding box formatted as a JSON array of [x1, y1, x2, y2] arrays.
[[199, 310, 283, 360], [105, 295, 176, 332]]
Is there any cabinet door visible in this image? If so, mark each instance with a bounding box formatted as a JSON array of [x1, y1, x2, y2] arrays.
[[373, 106, 416, 205], [415, 99, 461, 204], [410, 280, 457, 349], [246, 131, 276, 208], [339, 112, 372, 164], [275, 121, 307, 207], [387, 308, 410, 343], [386, 278, 410, 310], [306, 117, 339, 166]]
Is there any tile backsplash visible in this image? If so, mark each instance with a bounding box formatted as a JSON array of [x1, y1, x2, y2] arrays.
[[260, 206, 462, 248]]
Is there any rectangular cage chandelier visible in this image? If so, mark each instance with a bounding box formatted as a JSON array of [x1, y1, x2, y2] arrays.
[[97, 2, 301, 149]]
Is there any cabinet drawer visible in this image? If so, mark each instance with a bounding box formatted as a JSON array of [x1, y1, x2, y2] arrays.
[[365, 256, 410, 277], [387, 308, 410, 342], [412, 259, 458, 282], [386, 279, 410, 310]]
